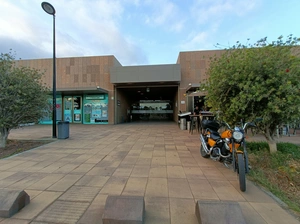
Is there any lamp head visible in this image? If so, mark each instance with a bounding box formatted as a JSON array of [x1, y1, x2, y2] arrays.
[[41, 2, 56, 15]]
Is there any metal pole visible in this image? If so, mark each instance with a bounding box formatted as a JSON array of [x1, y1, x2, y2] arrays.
[[52, 14, 57, 138]]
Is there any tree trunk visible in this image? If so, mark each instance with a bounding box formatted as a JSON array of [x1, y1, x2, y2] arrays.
[[264, 128, 277, 153], [0, 128, 9, 148]]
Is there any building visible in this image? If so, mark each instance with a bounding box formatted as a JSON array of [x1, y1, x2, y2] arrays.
[[15, 50, 223, 124]]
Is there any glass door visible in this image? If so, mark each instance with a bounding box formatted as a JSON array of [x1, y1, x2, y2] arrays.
[[63, 96, 82, 123], [73, 96, 82, 123]]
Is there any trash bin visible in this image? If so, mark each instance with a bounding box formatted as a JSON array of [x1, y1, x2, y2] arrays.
[[180, 118, 187, 130], [58, 121, 69, 139], [187, 121, 191, 131]]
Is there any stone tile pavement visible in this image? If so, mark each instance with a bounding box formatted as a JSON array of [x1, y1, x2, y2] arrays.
[[0, 123, 299, 224]]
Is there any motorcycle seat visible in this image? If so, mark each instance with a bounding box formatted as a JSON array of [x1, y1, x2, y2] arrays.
[[207, 128, 221, 140]]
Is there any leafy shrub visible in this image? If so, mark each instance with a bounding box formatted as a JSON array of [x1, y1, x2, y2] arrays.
[[248, 142, 300, 213], [246, 141, 269, 152], [277, 142, 300, 160]]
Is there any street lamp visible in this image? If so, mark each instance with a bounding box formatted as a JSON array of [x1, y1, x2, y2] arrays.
[[41, 2, 57, 138]]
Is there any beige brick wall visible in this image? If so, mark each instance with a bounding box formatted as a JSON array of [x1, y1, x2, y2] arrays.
[[16, 55, 118, 91]]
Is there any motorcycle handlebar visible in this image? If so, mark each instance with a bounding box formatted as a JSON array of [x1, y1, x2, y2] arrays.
[[220, 120, 257, 131]]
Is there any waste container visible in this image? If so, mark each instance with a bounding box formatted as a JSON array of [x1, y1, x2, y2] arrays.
[[187, 121, 191, 131], [58, 121, 69, 139], [180, 118, 187, 130], [178, 111, 191, 129]]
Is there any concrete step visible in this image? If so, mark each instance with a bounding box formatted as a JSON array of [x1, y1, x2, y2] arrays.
[[195, 200, 246, 224], [0, 189, 30, 218], [102, 195, 145, 224]]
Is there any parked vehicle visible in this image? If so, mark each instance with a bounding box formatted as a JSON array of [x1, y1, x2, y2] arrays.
[[200, 119, 256, 192]]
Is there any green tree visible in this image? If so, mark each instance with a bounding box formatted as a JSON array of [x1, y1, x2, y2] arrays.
[[0, 52, 50, 148], [204, 35, 300, 153]]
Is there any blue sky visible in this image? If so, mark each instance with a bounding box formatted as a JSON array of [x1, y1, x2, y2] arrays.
[[0, 0, 299, 65]]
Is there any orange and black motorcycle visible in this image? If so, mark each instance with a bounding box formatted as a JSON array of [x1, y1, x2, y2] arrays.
[[200, 119, 256, 192]]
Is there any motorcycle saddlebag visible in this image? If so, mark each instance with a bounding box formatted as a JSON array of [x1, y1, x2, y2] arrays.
[[202, 119, 220, 131]]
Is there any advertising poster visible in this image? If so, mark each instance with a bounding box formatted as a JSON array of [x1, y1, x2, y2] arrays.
[[83, 94, 108, 124]]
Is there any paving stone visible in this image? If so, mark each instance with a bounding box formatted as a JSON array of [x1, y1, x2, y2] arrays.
[[149, 166, 167, 178], [0, 161, 27, 171], [37, 161, 66, 173], [130, 165, 150, 177], [136, 158, 152, 166], [145, 178, 168, 197], [47, 174, 82, 191], [0, 172, 31, 188], [152, 150, 166, 157], [188, 179, 219, 200], [75, 175, 110, 187], [139, 151, 153, 159], [96, 159, 121, 168], [13, 191, 62, 220], [144, 197, 170, 224], [78, 194, 108, 224], [232, 181, 276, 203], [0, 189, 30, 218], [180, 157, 198, 167], [167, 166, 186, 178], [249, 202, 300, 224], [10, 161, 38, 172], [52, 163, 81, 174], [122, 177, 148, 196], [26, 174, 64, 191], [165, 157, 181, 166], [35, 200, 89, 224], [0, 172, 16, 180], [238, 202, 267, 224], [202, 168, 227, 180], [59, 186, 100, 202], [121, 156, 139, 165], [102, 195, 145, 224], [87, 166, 116, 176], [127, 150, 142, 156], [209, 180, 245, 201], [70, 163, 95, 174], [0, 219, 30, 224], [100, 176, 128, 195], [195, 200, 246, 224], [21, 190, 42, 200], [183, 167, 206, 180], [151, 157, 166, 166], [168, 178, 193, 199], [169, 198, 198, 224], [9, 173, 47, 189]]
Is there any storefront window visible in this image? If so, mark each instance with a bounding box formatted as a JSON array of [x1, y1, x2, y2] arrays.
[[83, 94, 108, 124], [39, 96, 62, 124]]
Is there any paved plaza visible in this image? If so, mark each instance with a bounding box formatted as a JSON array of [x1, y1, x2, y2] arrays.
[[0, 122, 299, 224]]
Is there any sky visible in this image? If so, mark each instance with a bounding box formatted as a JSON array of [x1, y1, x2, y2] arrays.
[[1, 0, 300, 66]]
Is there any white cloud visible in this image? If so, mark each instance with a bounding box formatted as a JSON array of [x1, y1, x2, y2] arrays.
[[190, 0, 260, 25], [143, 0, 185, 32], [0, 0, 148, 65], [180, 31, 210, 50]]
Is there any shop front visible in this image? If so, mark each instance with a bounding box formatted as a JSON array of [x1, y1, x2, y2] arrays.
[[40, 93, 109, 124], [39, 96, 62, 124]]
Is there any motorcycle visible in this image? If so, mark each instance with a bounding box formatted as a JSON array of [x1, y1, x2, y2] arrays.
[[199, 119, 256, 192]]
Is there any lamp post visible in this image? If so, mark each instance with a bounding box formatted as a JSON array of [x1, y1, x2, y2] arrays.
[[41, 2, 57, 138]]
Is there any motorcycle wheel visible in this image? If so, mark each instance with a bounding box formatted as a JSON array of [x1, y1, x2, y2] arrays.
[[244, 144, 249, 174], [237, 153, 246, 192], [200, 145, 209, 158]]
